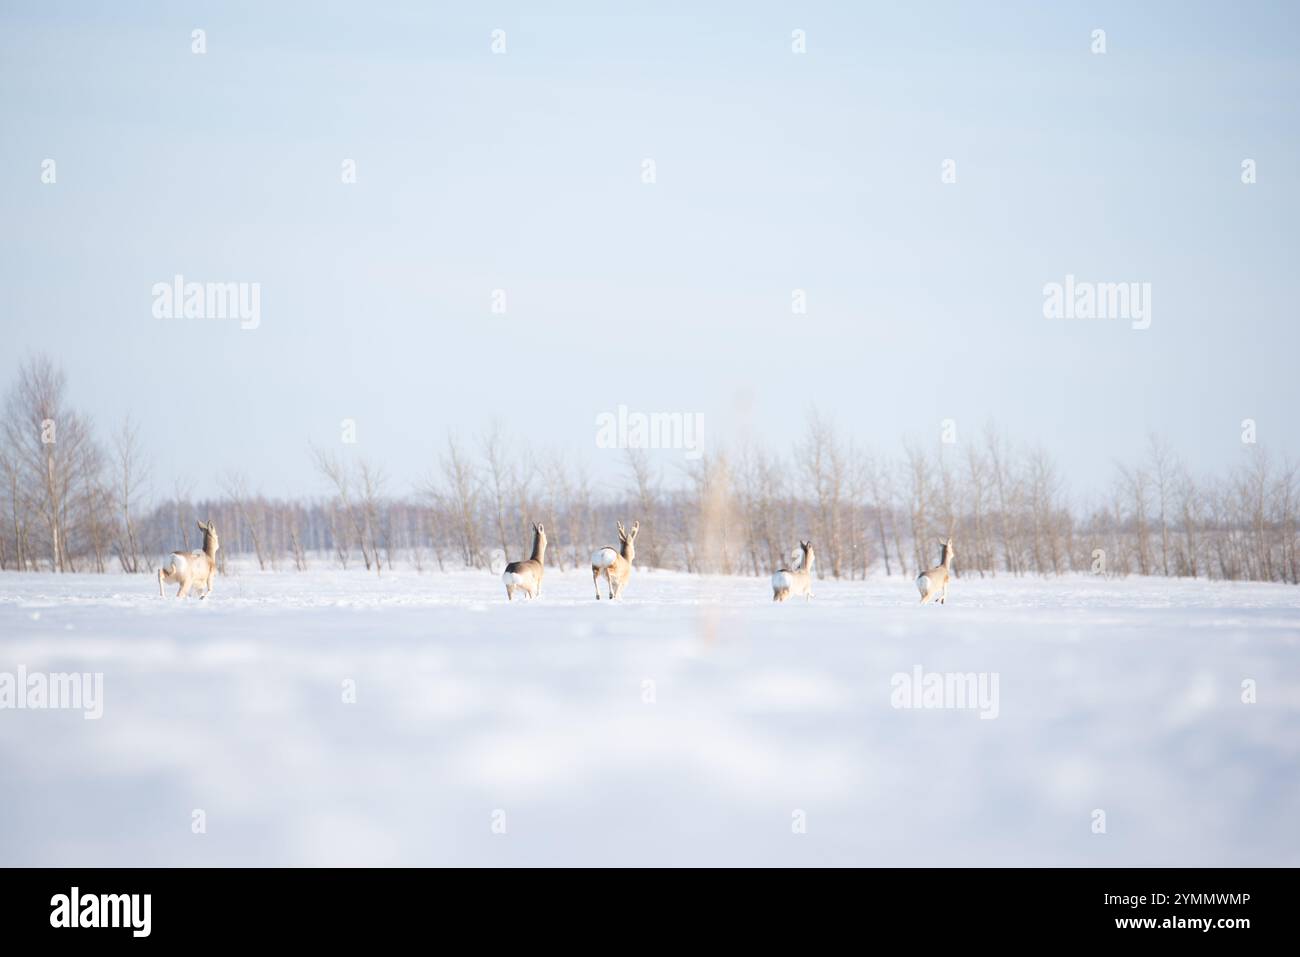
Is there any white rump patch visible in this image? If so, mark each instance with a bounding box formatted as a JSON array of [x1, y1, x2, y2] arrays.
[[502, 571, 525, 586], [165, 553, 189, 577], [592, 547, 618, 569], [772, 570, 792, 591], [916, 575, 931, 596]]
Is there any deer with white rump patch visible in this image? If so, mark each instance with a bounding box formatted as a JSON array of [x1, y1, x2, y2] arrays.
[[771, 541, 815, 602], [591, 520, 639, 599], [502, 522, 547, 600], [916, 537, 955, 604], [158, 520, 220, 599]]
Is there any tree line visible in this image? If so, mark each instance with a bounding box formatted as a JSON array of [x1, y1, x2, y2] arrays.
[[2, 356, 1296, 584]]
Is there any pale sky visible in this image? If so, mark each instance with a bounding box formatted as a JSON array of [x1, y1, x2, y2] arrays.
[[2, 0, 1297, 501]]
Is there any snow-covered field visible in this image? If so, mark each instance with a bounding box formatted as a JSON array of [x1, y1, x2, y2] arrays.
[[1, 565, 1297, 866]]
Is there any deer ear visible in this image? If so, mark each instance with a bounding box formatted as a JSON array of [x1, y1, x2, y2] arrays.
[[197, 521, 206, 531]]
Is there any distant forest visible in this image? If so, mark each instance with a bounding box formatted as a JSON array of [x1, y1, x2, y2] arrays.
[[2, 355, 1296, 584]]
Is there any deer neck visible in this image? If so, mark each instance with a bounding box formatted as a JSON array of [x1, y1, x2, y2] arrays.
[[530, 534, 546, 564], [941, 546, 952, 570], [621, 540, 634, 562], [203, 533, 218, 561]]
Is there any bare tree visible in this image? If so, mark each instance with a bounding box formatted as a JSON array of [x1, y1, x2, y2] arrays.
[[861, 449, 894, 577], [800, 412, 845, 578], [222, 472, 269, 571], [357, 459, 387, 576], [1117, 463, 1152, 576], [430, 435, 484, 569], [984, 425, 1021, 575], [1, 356, 103, 572], [111, 417, 150, 573], [903, 439, 932, 574], [963, 444, 989, 577], [1147, 435, 1176, 577], [481, 423, 516, 565], [312, 444, 377, 571]]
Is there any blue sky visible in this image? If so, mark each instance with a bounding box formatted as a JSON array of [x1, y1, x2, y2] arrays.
[[2, 0, 1297, 500]]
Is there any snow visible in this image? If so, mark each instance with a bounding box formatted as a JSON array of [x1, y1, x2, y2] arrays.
[[1, 565, 1298, 866]]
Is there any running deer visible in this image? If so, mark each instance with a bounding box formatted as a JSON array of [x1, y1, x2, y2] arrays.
[[158, 520, 220, 599], [916, 537, 955, 604], [591, 520, 639, 600], [502, 522, 547, 600], [771, 541, 815, 602]]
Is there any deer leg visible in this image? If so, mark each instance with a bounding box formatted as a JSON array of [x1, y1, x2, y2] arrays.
[[940, 582, 948, 605], [505, 584, 515, 601], [593, 568, 601, 599], [178, 579, 191, 599], [158, 569, 166, 598]]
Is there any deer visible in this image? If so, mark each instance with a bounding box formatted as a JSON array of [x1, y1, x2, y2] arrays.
[[158, 520, 220, 599], [502, 522, 547, 600], [916, 537, 955, 604], [771, 541, 815, 602], [591, 520, 639, 600]]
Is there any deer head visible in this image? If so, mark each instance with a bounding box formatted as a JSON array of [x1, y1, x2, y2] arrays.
[[618, 520, 640, 559], [197, 520, 219, 557]]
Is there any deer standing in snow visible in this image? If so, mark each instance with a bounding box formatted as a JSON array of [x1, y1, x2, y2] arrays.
[[158, 520, 220, 599], [771, 541, 815, 602], [591, 520, 639, 599], [502, 522, 547, 600], [916, 537, 955, 604]]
